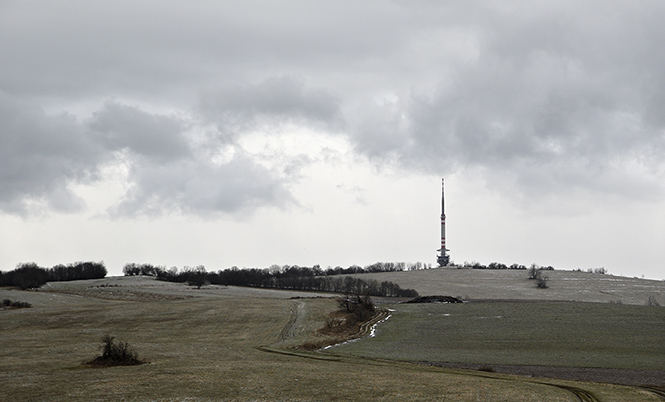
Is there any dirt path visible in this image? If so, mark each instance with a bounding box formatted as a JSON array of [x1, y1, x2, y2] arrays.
[[355, 309, 391, 339], [548, 384, 599, 402], [639, 387, 665, 400], [275, 299, 307, 345]]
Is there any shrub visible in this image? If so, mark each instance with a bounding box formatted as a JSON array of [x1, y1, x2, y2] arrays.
[[1, 299, 32, 308], [647, 296, 661, 307], [536, 274, 549, 289], [87, 335, 144, 366], [335, 292, 376, 327]]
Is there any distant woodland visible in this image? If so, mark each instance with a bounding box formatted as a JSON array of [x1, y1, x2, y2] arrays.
[[1, 259, 560, 297], [123, 263, 420, 298], [0, 262, 107, 289]]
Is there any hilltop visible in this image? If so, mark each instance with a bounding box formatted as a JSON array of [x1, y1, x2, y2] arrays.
[[345, 268, 664, 305]]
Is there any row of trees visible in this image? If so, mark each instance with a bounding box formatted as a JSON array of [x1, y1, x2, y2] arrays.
[[123, 261, 433, 279], [0, 262, 107, 289], [460, 261, 555, 271], [123, 263, 419, 298], [326, 261, 433, 275]]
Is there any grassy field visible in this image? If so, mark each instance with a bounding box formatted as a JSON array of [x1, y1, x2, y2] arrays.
[[1, 276, 663, 401], [355, 268, 665, 305], [330, 301, 665, 370]]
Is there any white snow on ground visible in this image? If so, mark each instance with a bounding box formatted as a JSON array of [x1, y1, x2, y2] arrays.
[[369, 314, 392, 338]]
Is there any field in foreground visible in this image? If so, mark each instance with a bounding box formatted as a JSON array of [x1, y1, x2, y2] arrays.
[[330, 301, 665, 378], [1, 276, 663, 401]]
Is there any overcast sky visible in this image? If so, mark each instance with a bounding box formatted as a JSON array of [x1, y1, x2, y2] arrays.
[[1, 1, 663, 279]]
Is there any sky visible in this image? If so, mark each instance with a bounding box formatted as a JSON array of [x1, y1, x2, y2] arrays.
[[1, 1, 664, 279]]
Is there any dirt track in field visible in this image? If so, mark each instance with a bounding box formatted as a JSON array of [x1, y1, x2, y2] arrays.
[[421, 361, 665, 388]]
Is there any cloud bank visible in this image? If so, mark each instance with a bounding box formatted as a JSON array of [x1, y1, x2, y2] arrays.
[[1, 0, 664, 218]]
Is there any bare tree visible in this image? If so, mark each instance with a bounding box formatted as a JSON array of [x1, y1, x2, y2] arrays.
[[527, 264, 540, 280]]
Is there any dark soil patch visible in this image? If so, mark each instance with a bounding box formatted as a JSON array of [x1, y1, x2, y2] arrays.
[[86, 355, 145, 367], [404, 295, 463, 304]]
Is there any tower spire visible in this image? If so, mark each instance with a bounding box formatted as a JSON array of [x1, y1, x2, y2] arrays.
[[437, 178, 450, 266]]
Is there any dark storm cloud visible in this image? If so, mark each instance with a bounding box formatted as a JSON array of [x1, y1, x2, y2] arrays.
[[0, 1, 404, 102], [0, 93, 295, 217], [89, 102, 192, 162], [199, 76, 342, 140], [0, 91, 104, 214]]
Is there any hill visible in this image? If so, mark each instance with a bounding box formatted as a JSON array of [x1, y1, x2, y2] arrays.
[[346, 268, 665, 305], [1, 275, 663, 401]]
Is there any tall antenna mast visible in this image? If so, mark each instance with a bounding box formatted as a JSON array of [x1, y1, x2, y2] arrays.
[[437, 178, 450, 266]]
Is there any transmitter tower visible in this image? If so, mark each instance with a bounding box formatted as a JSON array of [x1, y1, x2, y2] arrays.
[[437, 178, 450, 266]]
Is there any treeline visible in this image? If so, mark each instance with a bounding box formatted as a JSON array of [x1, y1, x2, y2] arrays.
[[123, 261, 432, 278], [123, 263, 419, 298], [459, 261, 555, 271], [0, 262, 107, 290], [327, 261, 433, 274]]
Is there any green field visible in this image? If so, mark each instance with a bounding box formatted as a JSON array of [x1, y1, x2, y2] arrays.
[[1, 275, 663, 401], [330, 301, 665, 370]]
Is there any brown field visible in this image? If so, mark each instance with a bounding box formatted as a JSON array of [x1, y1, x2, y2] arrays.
[[1, 272, 663, 401]]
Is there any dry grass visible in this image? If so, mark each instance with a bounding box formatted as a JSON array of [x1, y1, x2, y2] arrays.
[[0, 276, 660, 401], [354, 268, 665, 305]]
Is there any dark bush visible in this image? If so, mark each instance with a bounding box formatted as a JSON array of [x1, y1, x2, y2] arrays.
[[337, 292, 376, 326], [646, 296, 661, 307], [87, 335, 144, 367], [536, 274, 549, 289], [1, 299, 32, 308]]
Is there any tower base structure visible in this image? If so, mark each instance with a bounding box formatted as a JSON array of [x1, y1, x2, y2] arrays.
[[437, 252, 450, 267]]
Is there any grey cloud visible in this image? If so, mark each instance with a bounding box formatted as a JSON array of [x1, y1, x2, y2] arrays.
[[110, 152, 295, 217], [0, 1, 405, 103], [347, 2, 665, 200], [0, 91, 104, 215], [3, 0, 664, 215], [200, 76, 341, 139], [89, 101, 191, 162], [0, 93, 299, 217]]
